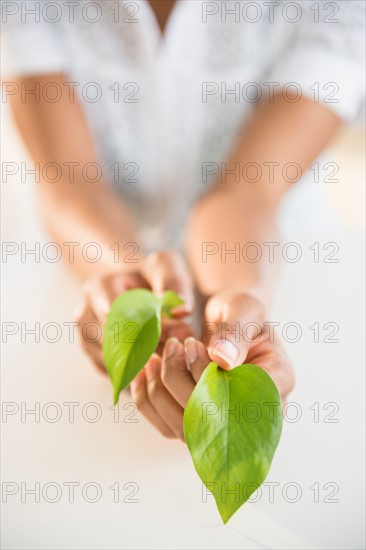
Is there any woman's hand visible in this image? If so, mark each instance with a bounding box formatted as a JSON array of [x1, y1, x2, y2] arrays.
[[204, 290, 295, 399], [130, 339, 211, 440], [74, 251, 195, 372], [131, 290, 295, 440]]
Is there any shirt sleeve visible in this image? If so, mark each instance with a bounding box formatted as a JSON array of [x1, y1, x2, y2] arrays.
[[265, 0, 365, 123], [1, 1, 67, 77]]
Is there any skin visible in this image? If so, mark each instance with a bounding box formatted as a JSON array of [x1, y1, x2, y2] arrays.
[[148, 0, 177, 33], [9, 2, 342, 441]]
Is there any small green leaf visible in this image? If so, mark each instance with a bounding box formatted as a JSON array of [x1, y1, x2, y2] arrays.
[[184, 362, 282, 524], [160, 290, 184, 318], [102, 288, 183, 404]]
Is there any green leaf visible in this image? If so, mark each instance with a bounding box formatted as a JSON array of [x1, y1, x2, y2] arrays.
[[184, 362, 282, 524], [102, 288, 183, 404], [160, 290, 184, 318]]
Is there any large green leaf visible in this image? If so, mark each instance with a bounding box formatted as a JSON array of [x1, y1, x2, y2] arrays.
[[184, 362, 282, 524], [102, 288, 183, 404]]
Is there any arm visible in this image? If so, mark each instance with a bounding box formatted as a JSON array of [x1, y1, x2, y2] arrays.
[[131, 95, 342, 439], [9, 74, 142, 280], [185, 93, 341, 379], [10, 74, 194, 370], [186, 93, 342, 302]]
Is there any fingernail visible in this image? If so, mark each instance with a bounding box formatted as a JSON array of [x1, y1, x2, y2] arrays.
[[172, 304, 192, 316], [145, 356, 159, 380], [213, 341, 238, 368], [97, 298, 111, 323], [131, 369, 144, 387], [184, 337, 198, 364], [164, 337, 178, 359]]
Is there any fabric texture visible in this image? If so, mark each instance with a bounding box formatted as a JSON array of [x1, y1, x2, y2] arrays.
[[2, 0, 365, 250]]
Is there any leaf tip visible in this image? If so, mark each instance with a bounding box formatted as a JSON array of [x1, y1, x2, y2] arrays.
[[160, 290, 185, 318], [218, 507, 234, 525], [113, 387, 120, 406]]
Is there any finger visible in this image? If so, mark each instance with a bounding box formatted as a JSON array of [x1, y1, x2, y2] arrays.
[[142, 251, 194, 315], [206, 293, 265, 369], [247, 327, 295, 400], [160, 318, 193, 343], [74, 300, 105, 372], [84, 272, 148, 327], [145, 353, 185, 441], [184, 337, 211, 384], [82, 342, 106, 373], [161, 338, 195, 408], [130, 369, 176, 439], [155, 319, 193, 355]]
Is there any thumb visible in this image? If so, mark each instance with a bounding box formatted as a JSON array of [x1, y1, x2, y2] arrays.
[[142, 251, 194, 315], [206, 293, 265, 369], [83, 272, 146, 328]]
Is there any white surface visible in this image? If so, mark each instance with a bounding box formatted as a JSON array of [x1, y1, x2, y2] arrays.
[[1, 266, 317, 550], [1, 113, 365, 549]]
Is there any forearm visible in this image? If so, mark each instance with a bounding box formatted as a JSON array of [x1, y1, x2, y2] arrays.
[[186, 94, 341, 303], [9, 73, 143, 279], [186, 187, 276, 305], [39, 177, 143, 279]]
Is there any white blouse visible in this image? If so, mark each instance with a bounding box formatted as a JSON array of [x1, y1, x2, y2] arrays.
[[2, 0, 365, 249]]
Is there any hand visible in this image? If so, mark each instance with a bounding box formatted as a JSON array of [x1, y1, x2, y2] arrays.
[[130, 290, 295, 440], [130, 338, 211, 440], [74, 251, 195, 372], [204, 290, 295, 400]]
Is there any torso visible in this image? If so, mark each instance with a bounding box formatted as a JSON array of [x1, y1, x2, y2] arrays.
[[147, 0, 177, 35], [5, 0, 358, 249]]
